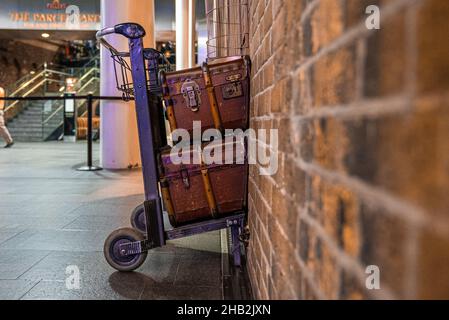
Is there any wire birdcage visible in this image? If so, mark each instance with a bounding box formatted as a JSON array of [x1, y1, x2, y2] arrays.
[[206, 0, 249, 60], [108, 47, 175, 101]]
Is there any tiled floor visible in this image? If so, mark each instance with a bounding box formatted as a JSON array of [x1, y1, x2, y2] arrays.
[[0, 142, 223, 300]]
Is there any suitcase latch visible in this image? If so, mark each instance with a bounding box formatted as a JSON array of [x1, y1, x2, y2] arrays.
[[222, 82, 243, 100], [180, 168, 190, 189], [181, 81, 201, 112]]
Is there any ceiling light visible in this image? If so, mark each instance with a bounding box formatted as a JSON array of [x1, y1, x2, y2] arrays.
[[41, 33, 50, 38]]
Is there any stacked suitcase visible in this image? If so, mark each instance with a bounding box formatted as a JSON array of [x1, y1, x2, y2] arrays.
[[158, 56, 251, 227]]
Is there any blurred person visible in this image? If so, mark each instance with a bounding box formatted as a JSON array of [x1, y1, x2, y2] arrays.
[[0, 86, 14, 148]]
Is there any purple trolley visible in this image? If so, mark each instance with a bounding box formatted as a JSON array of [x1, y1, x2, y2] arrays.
[[97, 23, 249, 272]]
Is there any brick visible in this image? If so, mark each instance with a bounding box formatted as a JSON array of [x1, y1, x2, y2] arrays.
[[298, 218, 310, 263], [364, 12, 406, 97], [271, 189, 297, 244], [313, 118, 350, 171], [343, 119, 379, 183], [312, 45, 357, 107], [272, 117, 293, 154], [416, 0, 449, 94], [322, 183, 361, 258], [359, 204, 410, 296], [263, 59, 274, 88], [417, 229, 449, 299], [284, 156, 306, 206], [272, 7, 286, 49], [310, 0, 345, 54], [293, 69, 312, 114], [262, 0, 272, 35], [372, 105, 449, 218], [315, 239, 340, 299], [339, 269, 370, 300]]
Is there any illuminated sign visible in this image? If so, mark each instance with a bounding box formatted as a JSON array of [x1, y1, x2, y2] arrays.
[[0, 0, 100, 31], [46, 0, 68, 10]]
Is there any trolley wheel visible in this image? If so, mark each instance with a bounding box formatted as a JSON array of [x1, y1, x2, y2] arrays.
[[104, 228, 148, 272], [130, 204, 146, 234]]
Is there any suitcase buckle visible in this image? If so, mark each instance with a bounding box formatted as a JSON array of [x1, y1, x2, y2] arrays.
[[181, 80, 201, 112], [180, 168, 190, 189]]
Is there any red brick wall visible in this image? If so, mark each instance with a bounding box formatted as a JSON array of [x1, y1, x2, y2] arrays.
[[247, 0, 449, 299], [0, 40, 57, 90]]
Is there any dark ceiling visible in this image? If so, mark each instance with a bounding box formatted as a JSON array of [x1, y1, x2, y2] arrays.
[[0, 29, 96, 41]]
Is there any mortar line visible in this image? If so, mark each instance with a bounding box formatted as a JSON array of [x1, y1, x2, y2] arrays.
[[291, 0, 423, 76], [294, 158, 427, 224], [301, 211, 397, 300]]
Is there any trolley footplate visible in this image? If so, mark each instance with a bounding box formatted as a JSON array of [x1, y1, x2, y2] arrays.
[[165, 213, 245, 241], [119, 213, 246, 257], [119, 240, 154, 256]]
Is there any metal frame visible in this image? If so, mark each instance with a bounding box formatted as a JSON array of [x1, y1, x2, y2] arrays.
[[97, 23, 246, 267]]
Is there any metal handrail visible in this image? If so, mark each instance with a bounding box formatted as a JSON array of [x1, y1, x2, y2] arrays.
[[5, 67, 99, 124], [4, 79, 46, 113], [43, 74, 99, 125], [6, 54, 99, 95], [77, 67, 100, 86], [42, 104, 64, 125], [78, 77, 100, 94], [5, 64, 46, 94], [8, 70, 46, 97], [4, 53, 101, 138], [6, 68, 70, 103], [4, 77, 65, 113]]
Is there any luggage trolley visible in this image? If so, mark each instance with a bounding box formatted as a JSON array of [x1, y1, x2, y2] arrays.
[[97, 23, 248, 271]]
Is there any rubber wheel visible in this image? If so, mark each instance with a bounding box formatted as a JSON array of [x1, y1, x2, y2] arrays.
[[104, 228, 148, 272], [130, 204, 146, 234]]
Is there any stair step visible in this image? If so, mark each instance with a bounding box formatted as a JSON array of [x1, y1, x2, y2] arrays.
[[8, 130, 43, 135], [9, 134, 42, 138], [8, 124, 43, 129], [12, 137, 44, 142], [11, 117, 62, 122], [21, 111, 43, 115], [9, 119, 42, 124]]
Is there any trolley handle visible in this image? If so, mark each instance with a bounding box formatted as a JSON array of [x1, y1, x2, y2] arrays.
[[96, 22, 146, 55]]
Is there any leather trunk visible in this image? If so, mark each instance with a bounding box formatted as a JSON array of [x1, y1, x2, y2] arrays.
[[160, 56, 251, 138], [159, 138, 248, 226]]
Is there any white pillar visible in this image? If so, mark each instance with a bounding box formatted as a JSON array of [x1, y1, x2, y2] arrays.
[[176, 0, 196, 70], [100, 0, 155, 169], [188, 0, 196, 68]]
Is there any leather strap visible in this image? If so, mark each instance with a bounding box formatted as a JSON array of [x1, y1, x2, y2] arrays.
[[201, 62, 223, 132], [199, 150, 218, 218], [201, 167, 218, 219]]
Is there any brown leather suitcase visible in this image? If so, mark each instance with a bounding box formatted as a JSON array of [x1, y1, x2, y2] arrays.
[[159, 138, 248, 226], [160, 56, 251, 138]]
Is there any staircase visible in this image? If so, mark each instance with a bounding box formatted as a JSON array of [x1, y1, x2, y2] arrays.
[[7, 101, 64, 142], [4, 57, 99, 142]]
